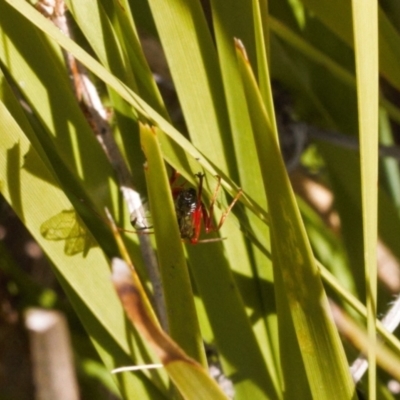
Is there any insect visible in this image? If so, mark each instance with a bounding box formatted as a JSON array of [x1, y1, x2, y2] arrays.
[[171, 172, 242, 244]]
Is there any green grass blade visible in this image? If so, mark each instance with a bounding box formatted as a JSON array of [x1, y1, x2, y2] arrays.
[[66, 0, 136, 88], [2, 0, 256, 211], [140, 123, 206, 367], [268, 16, 400, 125], [141, 3, 258, 330], [187, 241, 280, 399], [135, 10, 278, 398], [379, 107, 400, 210], [141, 0, 232, 175], [252, 0, 278, 141], [0, 7, 146, 269], [209, 1, 281, 395], [0, 3, 117, 207], [351, 0, 379, 394], [235, 40, 356, 399], [300, 0, 400, 92], [0, 97, 168, 398]]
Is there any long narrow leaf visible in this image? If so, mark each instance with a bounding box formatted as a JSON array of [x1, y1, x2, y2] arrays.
[[351, 0, 379, 394], [235, 40, 356, 399], [140, 123, 206, 367], [0, 96, 168, 398]]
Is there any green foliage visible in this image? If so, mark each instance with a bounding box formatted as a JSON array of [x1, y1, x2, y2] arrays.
[[1, 0, 400, 398]]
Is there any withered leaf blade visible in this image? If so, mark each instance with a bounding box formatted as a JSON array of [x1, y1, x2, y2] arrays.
[[111, 258, 229, 400]]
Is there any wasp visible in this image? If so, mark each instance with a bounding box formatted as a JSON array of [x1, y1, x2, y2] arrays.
[[172, 172, 242, 244]]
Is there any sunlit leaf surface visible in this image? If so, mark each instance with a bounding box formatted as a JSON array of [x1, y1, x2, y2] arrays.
[[40, 209, 95, 256]]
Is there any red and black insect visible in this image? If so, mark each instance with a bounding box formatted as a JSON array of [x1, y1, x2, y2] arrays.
[[171, 172, 242, 244]]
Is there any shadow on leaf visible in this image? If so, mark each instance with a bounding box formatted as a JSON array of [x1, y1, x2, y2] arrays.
[[40, 210, 96, 256]]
